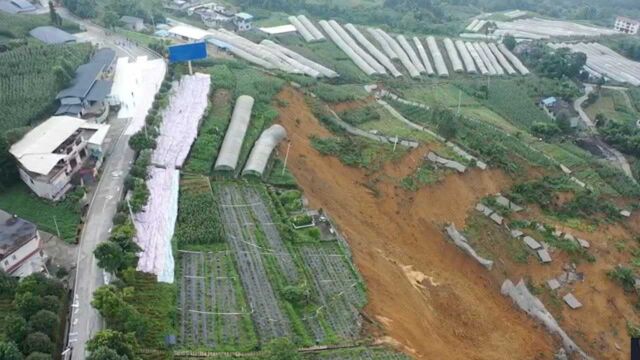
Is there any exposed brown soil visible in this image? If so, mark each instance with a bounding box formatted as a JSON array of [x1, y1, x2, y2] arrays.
[[274, 87, 557, 359]]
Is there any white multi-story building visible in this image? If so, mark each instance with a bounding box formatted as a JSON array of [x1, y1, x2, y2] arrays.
[[614, 16, 639, 35], [0, 210, 42, 277], [9, 116, 109, 201]]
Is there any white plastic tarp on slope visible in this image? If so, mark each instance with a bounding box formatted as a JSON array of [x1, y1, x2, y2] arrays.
[[298, 15, 325, 41], [319, 20, 376, 76], [426, 36, 449, 77], [214, 95, 255, 171], [328, 20, 386, 75], [501, 279, 592, 359], [479, 42, 504, 75], [367, 28, 398, 60], [243, 125, 287, 176], [465, 41, 489, 75], [375, 29, 420, 77], [455, 39, 477, 74], [345, 24, 402, 77], [111, 56, 167, 135], [261, 40, 338, 78], [413, 37, 434, 75], [152, 73, 211, 168], [488, 42, 516, 75], [134, 167, 179, 283], [445, 224, 493, 270], [443, 38, 464, 73], [498, 43, 530, 75], [289, 15, 314, 42], [473, 42, 497, 75], [397, 35, 426, 73]]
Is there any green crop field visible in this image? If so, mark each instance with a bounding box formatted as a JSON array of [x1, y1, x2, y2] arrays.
[[0, 184, 81, 241], [585, 88, 639, 125], [0, 42, 92, 132]]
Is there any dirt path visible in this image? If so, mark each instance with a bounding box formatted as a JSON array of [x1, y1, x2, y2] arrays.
[[274, 87, 556, 359], [574, 85, 636, 182]]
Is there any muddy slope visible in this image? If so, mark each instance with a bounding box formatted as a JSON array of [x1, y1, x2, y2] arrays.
[[275, 87, 555, 359]]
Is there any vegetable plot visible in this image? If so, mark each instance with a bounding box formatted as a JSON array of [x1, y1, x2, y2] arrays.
[[177, 249, 256, 350], [300, 243, 366, 340]]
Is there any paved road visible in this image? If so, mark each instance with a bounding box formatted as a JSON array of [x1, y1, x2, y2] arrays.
[[67, 121, 135, 360], [57, 8, 161, 359], [573, 85, 637, 182]]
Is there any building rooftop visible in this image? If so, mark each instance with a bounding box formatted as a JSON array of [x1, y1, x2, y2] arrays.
[[85, 80, 113, 102], [235, 12, 253, 20], [541, 96, 557, 106], [0, 209, 37, 256], [9, 116, 110, 175], [29, 26, 76, 44], [56, 48, 115, 102], [169, 25, 211, 40], [0, 0, 35, 13], [616, 16, 640, 25]]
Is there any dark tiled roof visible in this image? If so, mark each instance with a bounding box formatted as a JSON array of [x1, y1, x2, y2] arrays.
[[55, 104, 83, 116], [11, 0, 35, 10], [92, 48, 116, 69], [86, 80, 112, 102], [0, 209, 37, 254], [56, 62, 104, 100], [29, 26, 76, 45]]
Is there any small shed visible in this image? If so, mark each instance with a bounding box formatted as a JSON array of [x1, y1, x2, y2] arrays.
[[29, 26, 76, 45], [234, 12, 253, 32], [120, 16, 145, 31]]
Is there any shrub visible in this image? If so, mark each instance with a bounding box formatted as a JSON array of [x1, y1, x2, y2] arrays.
[[23, 332, 53, 355], [608, 265, 636, 292], [339, 105, 380, 126]]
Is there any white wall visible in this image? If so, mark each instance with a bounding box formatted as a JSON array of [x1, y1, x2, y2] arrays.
[[0, 232, 41, 274]]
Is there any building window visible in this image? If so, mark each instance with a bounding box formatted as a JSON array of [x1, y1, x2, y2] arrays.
[[79, 149, 87, 159], [11, 255, 16, 260], [3, 260, 8, 266]]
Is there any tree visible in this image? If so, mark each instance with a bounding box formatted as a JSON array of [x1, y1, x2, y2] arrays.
[[14, 292, 43, 319], [4, 314, 27, 344], [28, 310, 60, 339], [87, 330, 137, 359], [25, 353, 52, 360], [262, 338, 300, 360], [0, 269, 17, 293], [40, 296, 60, 314], [102, 10, 120, 29], [94, 242, 126, 273], [23, 332, 53, 355], [91, 286, 146, 335], [281, 284, 310, 306], [87, 347, 128, 360], [0, 341, 22, 360], [503, 35, 516, 51], [54, 66, 72, 87], [48, 1, 61, 26]]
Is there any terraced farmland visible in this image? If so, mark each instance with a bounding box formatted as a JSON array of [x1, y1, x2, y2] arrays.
[[218, 184, 293, 342], [177, 249, 256, 350], [306, 347, 410, 359], [300, 243, 366, 340], [242, 186, 300, 284]]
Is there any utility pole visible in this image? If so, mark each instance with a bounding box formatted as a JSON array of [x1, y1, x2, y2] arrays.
[[282, 141, 291, 176], [457, 89, 462, 115], [53, 216, 61, 239]]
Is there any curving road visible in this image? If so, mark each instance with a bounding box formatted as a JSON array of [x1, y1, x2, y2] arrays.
[[57, 7, 162, 360], [573, 85, 637, 182]]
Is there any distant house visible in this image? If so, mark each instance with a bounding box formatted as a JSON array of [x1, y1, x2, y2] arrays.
[[0, 210, 43, 277], [0, 0, 36, 14], [56, 48, 116, 118], [614, 16, 639, 35], [29, 26, 76, 45], [233, 12, 253, 32], [168, 25, 210, 41], [120, 15, 145, 31], [9, 116, 110, 201], [540, 96, 579, 126]]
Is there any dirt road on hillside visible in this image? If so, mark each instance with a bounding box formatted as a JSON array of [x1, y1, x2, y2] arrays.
[[275, 87, 556, 359]]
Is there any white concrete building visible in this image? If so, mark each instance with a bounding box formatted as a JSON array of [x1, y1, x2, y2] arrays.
[[9, 116, 110, 201], [614, 16, 639, 35], [0, 210, 42, 277], [234, 12, 253, 32]]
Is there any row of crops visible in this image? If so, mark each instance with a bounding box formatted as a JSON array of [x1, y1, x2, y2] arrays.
[[175, 179, 373, 350], [0, 43, 92, 132], [176, 249, 256, 351], [305, 347, 410, 359]]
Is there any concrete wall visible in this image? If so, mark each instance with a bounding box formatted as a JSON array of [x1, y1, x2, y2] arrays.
[[1, 232, 41, 274]]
